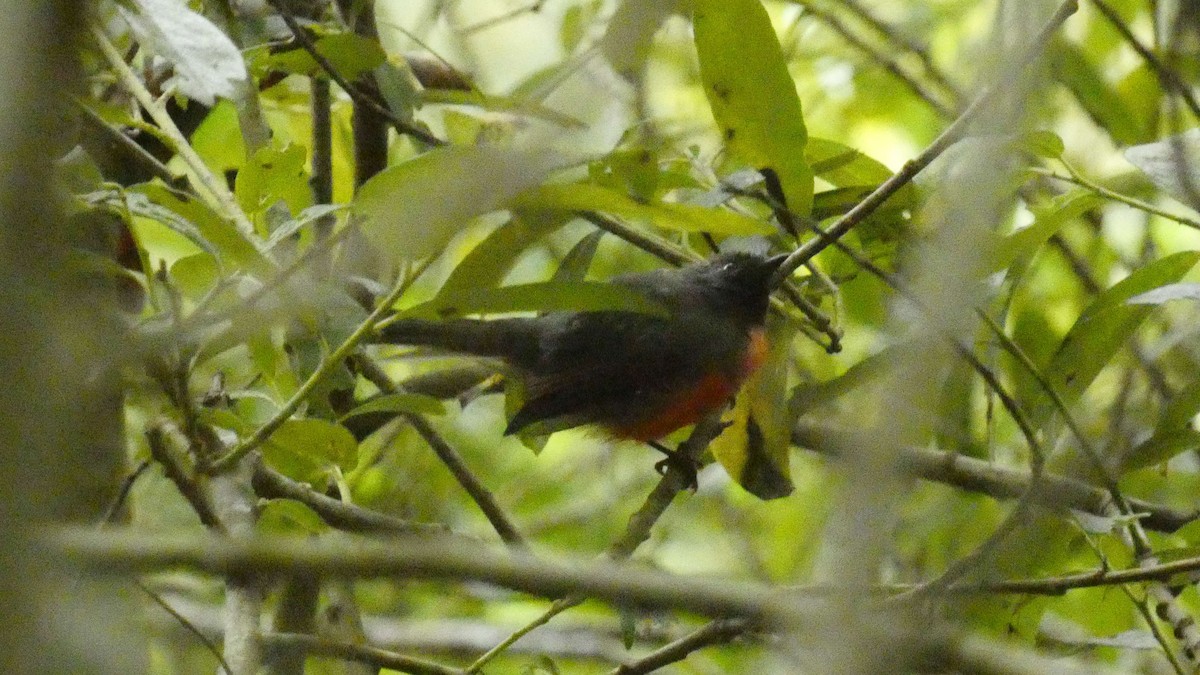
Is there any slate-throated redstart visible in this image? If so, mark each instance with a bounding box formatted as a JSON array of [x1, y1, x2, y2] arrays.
[[375, 251, 786, 448]]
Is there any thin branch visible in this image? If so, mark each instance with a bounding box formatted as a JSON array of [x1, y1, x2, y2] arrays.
[[771, 0, 1079, 284], [611, 618, 750, 675], [1032, 166, 1200, 230], [265, 0, 445, 147], [251, 462, 453, 537], [793, 421, 1194, 533], [145, 426, 224, 531], [352, 354, 527, 547], [206, 271, 416, 473], [463, 412, 729, 673], [51, 528, 807, 625], [1088, 0, 1200, 121], [799, 2, 956, 117], [89, 23, 264, 252], [829, 0, 966, 101], [138, 580, 233, 675], [263, 632, 463, 675]]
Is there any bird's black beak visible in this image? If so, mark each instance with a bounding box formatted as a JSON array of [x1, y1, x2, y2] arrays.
[[765, 253, 790, 287]]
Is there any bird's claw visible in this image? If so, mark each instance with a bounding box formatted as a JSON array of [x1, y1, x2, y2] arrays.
[[653, 451, 700, 492]]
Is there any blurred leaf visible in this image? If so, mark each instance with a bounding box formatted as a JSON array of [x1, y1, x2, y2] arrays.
[[1050, 41, 1144, 146], [340, 393, 446, 421], [693, 0, 813, 215], [440, 214, 568, 296], [1120, 378, 1200, 470], [119, 0, 248, 106], [264, 204, 346, 250], [126, 184, 266, 270], [1019, 130, 1065, 159], [354, 146, 568, 260], [262, 419, 359, 483], [1124, 128, 1200, 212], [168, 252, 220, 300], [396, 281, 668, 319], [516, 183, 773, 235], [257, 499, 329, 536], [600, 0, 675, 78], [1127, 281, 1200, 305], [992, 190, 1101, 272], [1045, 251, 1200, 407]]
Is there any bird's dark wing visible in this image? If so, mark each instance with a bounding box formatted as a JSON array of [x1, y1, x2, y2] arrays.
[[506, 311, 744, 435]]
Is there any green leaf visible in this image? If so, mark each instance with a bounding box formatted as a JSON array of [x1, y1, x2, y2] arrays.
[[262, 419, 359, 483], [711, 322, 795, 500], [1120, 378, 1200, 470], [1045, 251, 1200, 406], [692, 0, 813, 215], [991, 190, 1102, 272], [169, 253, 220, 300], [806, 138, 893, 187], [1018, 130, 1065, 159], [353, 146, 568, 260], [257, 499, 329, 536], [127, 184, 266, 271], [266, 32, 387, 80], [191, 100, 247, 175], [552, 231, 604, 282], [235, 143, 313, 216], [340, 393, 446, 421], [395, 281, 668, 320], [439, 214, 569, 297], [515, 183, 773, 235], [264, 204, 347, 250], [1051, 41, 1144, 146]]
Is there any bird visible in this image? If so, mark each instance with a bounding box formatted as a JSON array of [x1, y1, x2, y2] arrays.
[[375, 251, 786, 459]]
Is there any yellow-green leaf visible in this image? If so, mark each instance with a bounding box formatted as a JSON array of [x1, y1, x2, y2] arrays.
[[516, 183, 773, 235], [693, 0, 813, 215]]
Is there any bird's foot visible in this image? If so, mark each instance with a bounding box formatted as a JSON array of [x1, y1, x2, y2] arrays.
[[650, 443, 700, 491]]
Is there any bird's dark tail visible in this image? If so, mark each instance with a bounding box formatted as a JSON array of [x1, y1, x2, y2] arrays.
[[376, 318, 542, 368]]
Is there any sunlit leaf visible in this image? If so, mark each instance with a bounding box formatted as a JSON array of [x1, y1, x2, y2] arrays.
[[693, 0, 813, 215]]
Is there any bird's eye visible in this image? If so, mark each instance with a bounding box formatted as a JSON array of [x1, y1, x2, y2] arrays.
[[721, 262, 735, 272]]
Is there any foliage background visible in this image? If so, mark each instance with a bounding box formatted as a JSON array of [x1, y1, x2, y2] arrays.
[[8, 0, 1200, 673]]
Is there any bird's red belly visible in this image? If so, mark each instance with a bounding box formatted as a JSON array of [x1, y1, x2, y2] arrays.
[[612, 328, 769, 442]]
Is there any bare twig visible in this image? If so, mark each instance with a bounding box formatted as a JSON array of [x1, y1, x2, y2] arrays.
[[352, 354, 527, 547], [263, 632, 463, 675]]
